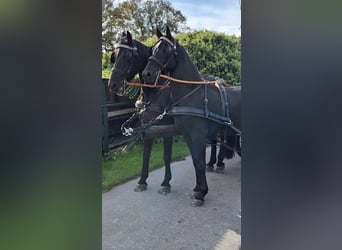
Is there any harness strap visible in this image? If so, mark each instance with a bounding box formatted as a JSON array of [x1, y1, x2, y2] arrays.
[[168, 107, 230, 124], [216, 82, 229, 119], [167, 107, 241, 134], [169, 85, 203, 108], [204, 85, 209, 118], [160, 74, 218, 85]]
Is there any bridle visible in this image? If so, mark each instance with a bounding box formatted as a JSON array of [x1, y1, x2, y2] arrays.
[[147, 37, 177, 86], [111, 42, 138, 94]]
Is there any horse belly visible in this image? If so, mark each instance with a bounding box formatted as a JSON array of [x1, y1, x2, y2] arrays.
[[174, 116, 220, 141]]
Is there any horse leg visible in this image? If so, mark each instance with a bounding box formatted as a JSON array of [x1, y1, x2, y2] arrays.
[[189, 139, 208, 207], [216, 134, 226, 173], [206, 138, 217, 172], [237, 135, 241, 157], [176, 120, 207, 207], [159, 136, 173, 194], [217, 134, 236, 173], [134, 138, 153, 192]]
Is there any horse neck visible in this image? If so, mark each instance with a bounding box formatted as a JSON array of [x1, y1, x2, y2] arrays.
[[135, 41, 168, 106], [134, 40, 151, 81], [142, 87, 170, 108], [170, 45, 203, 97]]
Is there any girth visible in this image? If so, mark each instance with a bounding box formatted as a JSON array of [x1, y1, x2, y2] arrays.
[[167, 106, 231, 125]]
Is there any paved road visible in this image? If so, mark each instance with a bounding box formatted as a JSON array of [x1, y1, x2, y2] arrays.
[[102, 148, 241, 250]]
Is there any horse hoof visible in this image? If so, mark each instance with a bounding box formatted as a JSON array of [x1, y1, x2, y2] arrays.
[[206, 165, 214, 172], [191, 199, 204, 207], [134, 184, 147, 192], [189, 191, 202, 199], [158, 186, 171, 194], [215, 167, 225, 174]]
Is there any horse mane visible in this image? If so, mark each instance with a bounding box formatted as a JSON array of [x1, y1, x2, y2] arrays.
[[173, 40, 202, 81], [132, 39, 151, 78], [133, 39, 151, 57]]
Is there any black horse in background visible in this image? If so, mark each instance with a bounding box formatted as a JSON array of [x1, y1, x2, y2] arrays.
[[108, 31, 175, 193], [142, 27, 241, 206]]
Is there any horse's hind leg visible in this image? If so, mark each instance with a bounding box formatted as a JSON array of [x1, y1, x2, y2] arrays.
[[236, 135, 241, 157], [217, 135, 235, 173], [216, 134, 225, 173], [216, 146, 225, 173], [206, 138, 217, 172], [159, 136, 173, 194], [134, 138, 153, 192]]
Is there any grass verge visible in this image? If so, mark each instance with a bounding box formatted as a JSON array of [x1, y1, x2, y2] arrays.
[[102, 136, 190, 192]]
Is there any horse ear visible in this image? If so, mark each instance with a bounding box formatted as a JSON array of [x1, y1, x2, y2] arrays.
[[126, 30, 133, 44], [156, 28, 163, 38], [121, 31, 126, 37], [166, 26, 172, 40]]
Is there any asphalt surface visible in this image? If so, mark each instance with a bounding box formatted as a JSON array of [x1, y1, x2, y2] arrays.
[[102, 148, 241, 250]]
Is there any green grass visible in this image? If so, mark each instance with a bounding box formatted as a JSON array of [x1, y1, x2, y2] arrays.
[[102, 69, 111, 78], [102, 137, 190, 191]]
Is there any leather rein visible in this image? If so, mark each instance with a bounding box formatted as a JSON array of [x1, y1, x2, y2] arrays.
[[127, 74, 232, 87]]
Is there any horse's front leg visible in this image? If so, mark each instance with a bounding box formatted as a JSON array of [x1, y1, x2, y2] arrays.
[[190, 139, 208, 207], [134, 137, 153, 192], [159, 136, 173, 194]]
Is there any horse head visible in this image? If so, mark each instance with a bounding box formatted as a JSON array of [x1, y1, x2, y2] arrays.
[[142, 26, 178, 84], [108, 31, 139, 95]]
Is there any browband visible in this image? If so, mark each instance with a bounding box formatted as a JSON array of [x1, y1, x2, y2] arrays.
[[159, 37, 175, 48], [114, 43, 137, 51]]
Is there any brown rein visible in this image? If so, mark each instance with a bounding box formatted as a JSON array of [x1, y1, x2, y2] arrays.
[[126, 74, 231, 88], [160, 74, 217, 85], [126, 82, 169, 88]]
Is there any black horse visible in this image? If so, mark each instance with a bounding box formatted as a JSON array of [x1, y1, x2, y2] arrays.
[[142, 27, 241, 206], [108, 31, 233, 195], [108, 31, 175, 193]]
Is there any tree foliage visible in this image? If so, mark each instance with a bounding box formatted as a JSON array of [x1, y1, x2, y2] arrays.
[[102, 0, 187, 51], [176, 30, 241, 85]]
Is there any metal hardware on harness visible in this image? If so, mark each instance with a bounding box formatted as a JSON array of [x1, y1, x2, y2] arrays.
[[154, 70, 162, 86], [122, 127, 134, 136], [156, 109, 167, 120], [204, 84, 209, 118], [121, 106, 168, 137], [121, 111, 140, 136]]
